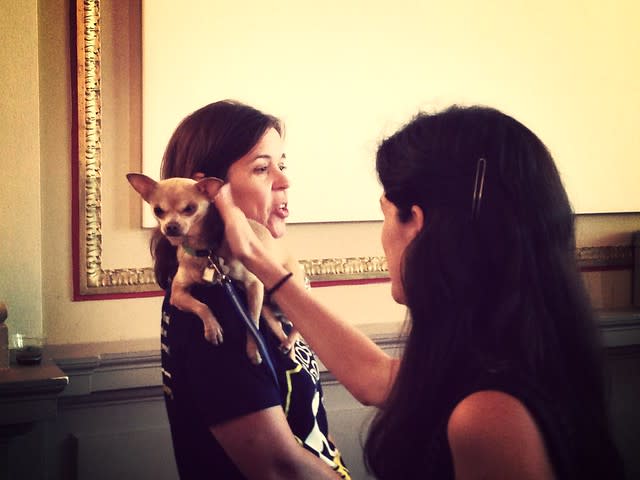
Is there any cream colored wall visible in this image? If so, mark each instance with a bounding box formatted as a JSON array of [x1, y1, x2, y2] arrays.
[[0, 0, 43, 338], [0, 1, 636, 348], [142, 0, 640, 217]]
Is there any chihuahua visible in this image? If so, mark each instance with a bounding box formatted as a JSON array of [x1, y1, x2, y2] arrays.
[[126, 173, 300, 364]]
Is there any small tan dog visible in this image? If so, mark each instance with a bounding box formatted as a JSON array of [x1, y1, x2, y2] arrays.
[[127, 173, 300, 364]]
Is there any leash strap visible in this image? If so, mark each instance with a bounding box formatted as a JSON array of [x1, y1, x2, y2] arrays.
[[221, 278, 280, 389], [207, 256, 280, 389]]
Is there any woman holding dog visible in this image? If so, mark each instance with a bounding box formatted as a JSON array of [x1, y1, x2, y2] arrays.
[[157, 100, 350, 479], [215, 105, 625, 479]]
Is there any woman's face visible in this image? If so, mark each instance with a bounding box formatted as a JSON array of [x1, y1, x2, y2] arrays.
[[380, 195, 423, 305], [226, 128, 289, 238]]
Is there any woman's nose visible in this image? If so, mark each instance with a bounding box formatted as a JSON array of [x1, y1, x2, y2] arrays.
[[273, 167, 289, 190]]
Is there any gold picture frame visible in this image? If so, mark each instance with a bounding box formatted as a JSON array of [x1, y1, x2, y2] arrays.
[[71, 0, 388, 299]]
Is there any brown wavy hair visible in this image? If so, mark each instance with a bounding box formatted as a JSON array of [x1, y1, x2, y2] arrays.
[[151, 100, 282, 289]]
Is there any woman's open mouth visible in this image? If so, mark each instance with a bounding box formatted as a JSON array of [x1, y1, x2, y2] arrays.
[[277, 202, 289, 218]]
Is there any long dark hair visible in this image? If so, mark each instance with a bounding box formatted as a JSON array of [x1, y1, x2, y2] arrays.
[[365, 105, 620, 478], [151, 100, 282, 288]]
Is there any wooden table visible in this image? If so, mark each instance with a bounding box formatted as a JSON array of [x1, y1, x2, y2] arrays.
[[0, 359, 68, 479]]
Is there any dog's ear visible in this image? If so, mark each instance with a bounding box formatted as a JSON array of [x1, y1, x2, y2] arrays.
[[126, 173, 157, 203], [195, 177, 225, 201]]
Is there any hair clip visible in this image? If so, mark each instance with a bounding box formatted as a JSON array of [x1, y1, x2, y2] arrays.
[[471, 157, 487, 219]]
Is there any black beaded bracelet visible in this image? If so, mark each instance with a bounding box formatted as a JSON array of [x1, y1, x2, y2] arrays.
[[266, 272, 293, 296]]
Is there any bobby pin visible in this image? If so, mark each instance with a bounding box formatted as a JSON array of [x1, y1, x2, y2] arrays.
[[471, 157, 487, 219]]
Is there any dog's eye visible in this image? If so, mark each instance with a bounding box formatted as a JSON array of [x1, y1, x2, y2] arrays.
[[183, 204, 196, 215], [153, 206, 165, 217]]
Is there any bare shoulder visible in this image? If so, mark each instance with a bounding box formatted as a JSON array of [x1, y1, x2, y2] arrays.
[[448, 390, 536, 439], [447, 390, 555, 479]]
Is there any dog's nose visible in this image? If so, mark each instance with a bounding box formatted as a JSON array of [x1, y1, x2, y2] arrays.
[[165, 223, 182, 237]]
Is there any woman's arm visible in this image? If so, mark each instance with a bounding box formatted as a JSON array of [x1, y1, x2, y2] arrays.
[[214, 186, 399, 406], [447, 391, 555, 479], [211, 406, 340, 479], [264, 271, 398, 406]]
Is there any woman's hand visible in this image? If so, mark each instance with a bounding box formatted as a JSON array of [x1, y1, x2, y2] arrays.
[[214, 183, 264, 265], [214, 184, 287, 290], [216, 185, 396, 408]]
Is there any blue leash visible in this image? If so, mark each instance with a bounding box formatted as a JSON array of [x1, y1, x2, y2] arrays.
[[207, 256, 280, 389]]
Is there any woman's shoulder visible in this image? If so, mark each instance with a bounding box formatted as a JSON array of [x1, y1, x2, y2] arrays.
[[448, 390, 539, 441], [447, 390, 555, 479]]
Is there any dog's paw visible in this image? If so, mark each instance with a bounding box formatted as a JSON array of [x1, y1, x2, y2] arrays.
[[279, 338, 297, 361], [246, 339, 262, 365], [204, 325, 224, 345], [250, 351, 263, 365]]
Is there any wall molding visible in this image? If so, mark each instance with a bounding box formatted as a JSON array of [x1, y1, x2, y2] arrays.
[[305, 245, 636, 285], [51, 312, 640, 403], [576, 245, 634, 271]]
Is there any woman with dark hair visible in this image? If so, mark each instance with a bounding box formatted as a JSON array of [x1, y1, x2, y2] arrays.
[[215, 105, 624, 479], [157, 100, 350, 479]]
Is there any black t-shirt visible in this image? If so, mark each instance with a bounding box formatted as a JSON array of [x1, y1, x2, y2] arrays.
[[419, 367, 625, 480], [161, 281, 350, 479]]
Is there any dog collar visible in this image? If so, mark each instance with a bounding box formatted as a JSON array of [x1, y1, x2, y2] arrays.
[[182, 244, 211, 258]]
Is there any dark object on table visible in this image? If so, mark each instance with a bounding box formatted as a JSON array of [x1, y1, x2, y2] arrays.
[[16, 345, 43, 365]]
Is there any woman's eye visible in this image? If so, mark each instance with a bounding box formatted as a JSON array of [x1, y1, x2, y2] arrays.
[[254, 165, 269, 174], [278, 163, 287, 172]]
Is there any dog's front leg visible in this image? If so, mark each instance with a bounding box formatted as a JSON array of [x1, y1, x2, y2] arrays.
[[170, 282, 223, 345], [243, 280, 264, 365], [262, 305, 299, 360]]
